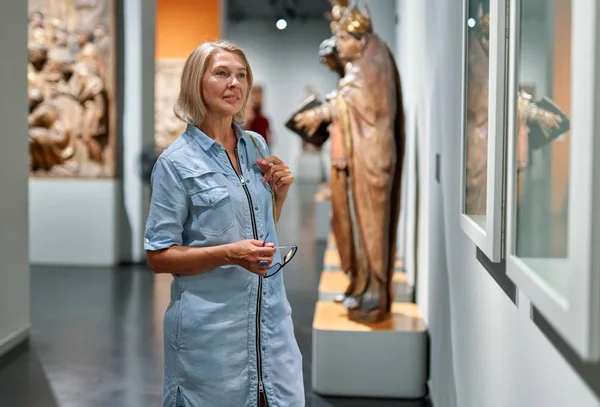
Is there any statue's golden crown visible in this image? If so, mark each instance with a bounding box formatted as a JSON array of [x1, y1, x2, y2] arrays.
[[325, 0, 348, 24], [338, 4, 372, 35]]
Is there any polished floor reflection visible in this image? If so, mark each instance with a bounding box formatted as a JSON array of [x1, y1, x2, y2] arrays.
[[0, 182, 431, 407]]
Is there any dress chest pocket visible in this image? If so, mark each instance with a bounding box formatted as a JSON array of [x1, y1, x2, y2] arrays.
[[189, 185, 234, 236], [251, 163, 274, 211]]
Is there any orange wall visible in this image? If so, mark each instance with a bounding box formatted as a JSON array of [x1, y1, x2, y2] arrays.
[[156, 0, 221, 59], [550, 0, 571, 255]]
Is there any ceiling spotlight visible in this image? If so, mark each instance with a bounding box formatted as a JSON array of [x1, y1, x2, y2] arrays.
[[276, 18, 287, 30]]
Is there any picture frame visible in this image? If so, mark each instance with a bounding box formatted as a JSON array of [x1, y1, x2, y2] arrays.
[[459, 0, 508, 262], [505, 0, 600, 361]]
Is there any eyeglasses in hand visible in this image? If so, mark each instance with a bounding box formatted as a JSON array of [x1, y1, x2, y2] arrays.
[[264, 245, 298, 278]]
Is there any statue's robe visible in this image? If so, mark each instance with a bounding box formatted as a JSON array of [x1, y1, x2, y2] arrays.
[[328, 34, 405, 323]]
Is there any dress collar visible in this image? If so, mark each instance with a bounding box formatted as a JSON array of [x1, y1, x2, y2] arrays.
[[185, 122, 249, 151]]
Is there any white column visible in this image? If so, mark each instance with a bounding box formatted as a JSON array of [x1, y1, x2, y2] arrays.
[[0, 0, 30, 356], [121, 0, 156, 263]]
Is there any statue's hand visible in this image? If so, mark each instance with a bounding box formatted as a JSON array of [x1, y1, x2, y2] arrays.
[[294, 110, 321, 137], [539, 112, 562, 137], [526, 102, 563, 138]]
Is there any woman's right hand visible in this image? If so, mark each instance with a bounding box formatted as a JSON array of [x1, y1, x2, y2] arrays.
[[228, 239, 276, 275]]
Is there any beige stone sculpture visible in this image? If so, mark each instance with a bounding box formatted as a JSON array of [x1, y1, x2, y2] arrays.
[[27, 1, 115, 178], [155, 59, 187, 152]]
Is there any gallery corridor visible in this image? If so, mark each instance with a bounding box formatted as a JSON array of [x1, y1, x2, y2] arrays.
[[4, 0, 600, 405], [0, 182, 431, 407]]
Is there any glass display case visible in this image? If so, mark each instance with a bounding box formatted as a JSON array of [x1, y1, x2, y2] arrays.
[[459, 0, 507, 261], [505, 0, 600, 361]]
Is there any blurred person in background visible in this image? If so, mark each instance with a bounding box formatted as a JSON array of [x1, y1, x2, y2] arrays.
[[245, 85, 272, 146]]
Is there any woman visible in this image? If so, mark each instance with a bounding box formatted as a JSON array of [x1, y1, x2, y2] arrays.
[[144, 40, 304, 407]]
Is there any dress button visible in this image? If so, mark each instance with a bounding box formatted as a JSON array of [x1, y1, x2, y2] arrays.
[[251, 375, 256, 380], [263, 291, 267, 295], [261, 319, 265, 323], [265, 374, 269, 379], [144, 238, 149, 243]]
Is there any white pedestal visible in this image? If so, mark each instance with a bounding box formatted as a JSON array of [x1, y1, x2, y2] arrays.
[[318, 271, 413, 303], [312, 301, 428, 398], [29, 178, 119, 266]]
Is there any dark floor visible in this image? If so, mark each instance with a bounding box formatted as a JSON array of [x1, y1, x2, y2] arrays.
[[0, 182, 431, 407]]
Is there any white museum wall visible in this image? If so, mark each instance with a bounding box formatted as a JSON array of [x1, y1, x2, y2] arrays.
[[398, 105, 419, 288], [224, 19, 338, 178], [396, 0, 600, 406], [0, 0, 30, 356], [395, 0, 431, 313]]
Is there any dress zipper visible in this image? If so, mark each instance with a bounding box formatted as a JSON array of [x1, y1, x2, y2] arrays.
[[226, 147, 268, 407]]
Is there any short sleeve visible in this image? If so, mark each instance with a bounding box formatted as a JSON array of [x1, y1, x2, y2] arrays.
[[144, 156, 188, 251]]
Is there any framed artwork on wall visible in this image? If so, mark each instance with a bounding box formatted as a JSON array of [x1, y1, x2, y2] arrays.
[[27, 0, 117, 178], [505, 0, 600, 361], [459, 0, 508, 262]]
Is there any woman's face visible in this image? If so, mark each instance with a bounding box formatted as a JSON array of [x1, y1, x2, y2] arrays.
[[202, 51, 248, 118]]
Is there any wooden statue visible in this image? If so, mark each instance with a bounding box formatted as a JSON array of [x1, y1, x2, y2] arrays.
[[293, 1, 406, 323]]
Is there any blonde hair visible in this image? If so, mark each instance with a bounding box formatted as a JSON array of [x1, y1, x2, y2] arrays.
[[174, 40, 254, 125]]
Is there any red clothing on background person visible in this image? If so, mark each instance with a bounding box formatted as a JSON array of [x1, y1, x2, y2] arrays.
[[249, 112, 270, 145]]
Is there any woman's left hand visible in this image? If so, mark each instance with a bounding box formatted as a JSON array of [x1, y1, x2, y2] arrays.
[[256, 156, 294, 198]]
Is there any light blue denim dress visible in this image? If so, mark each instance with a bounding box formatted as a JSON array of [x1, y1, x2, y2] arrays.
[[144, 123, 304, 407]]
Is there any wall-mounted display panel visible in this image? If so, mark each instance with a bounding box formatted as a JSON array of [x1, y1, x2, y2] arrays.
[[459, 0, 507, 262], [506, 0, 600, 361], [28, 0, 116, 178]]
